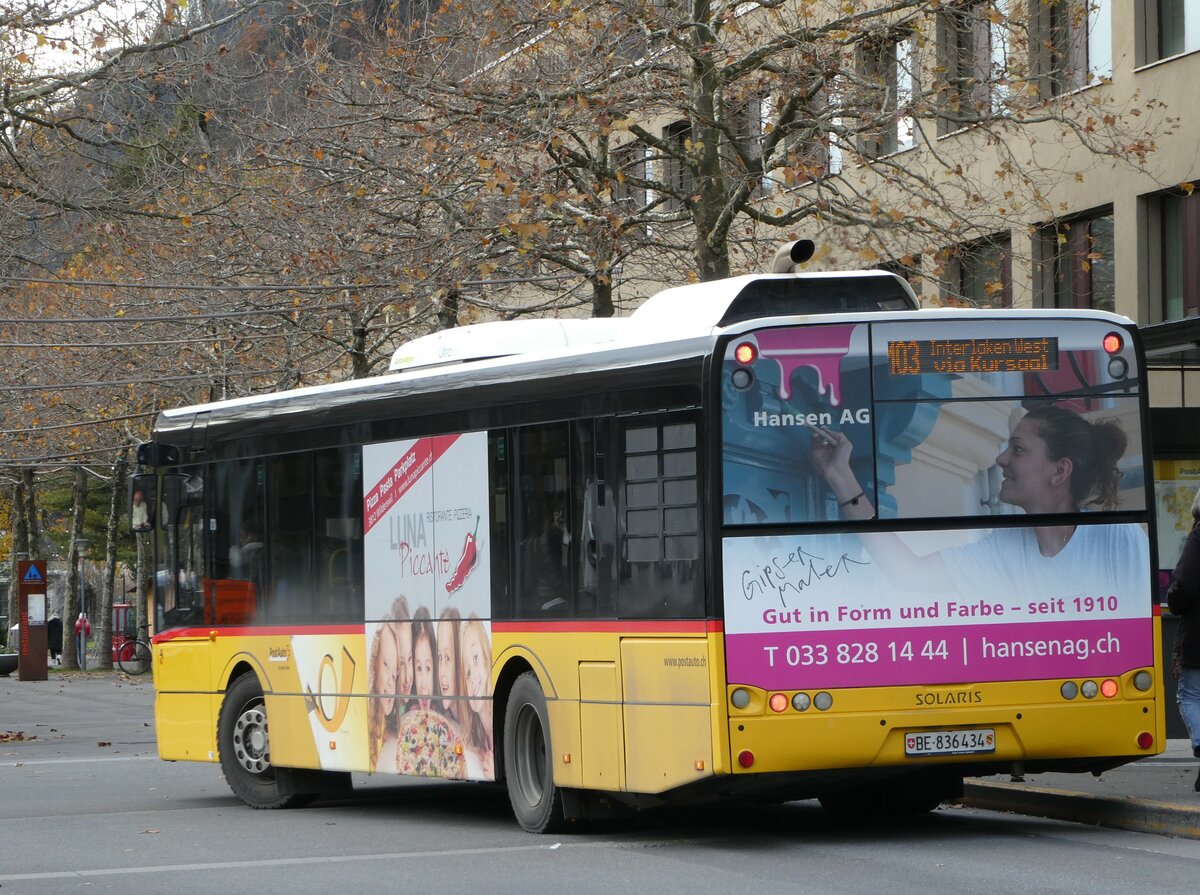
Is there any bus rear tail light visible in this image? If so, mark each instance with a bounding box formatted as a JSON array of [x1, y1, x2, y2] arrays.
[[1100, 679, 1118, 698], [1080, 680, 1099, 699], [731, 688, 751, 709], [814, 692, 833, 711], [1102, 332, 1129, 378], [734, 342, 757, 365], [1137, 732, 1154, 750], [769, 693, 788, 713], [1060, 681, 1078, 700], [1133, 671, 1153, 691], [737, 750, 755, 768], [792, 692, 811, 712]]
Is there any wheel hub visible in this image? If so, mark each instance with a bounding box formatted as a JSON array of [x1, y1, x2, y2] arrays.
[[232, 706, 270, 775]]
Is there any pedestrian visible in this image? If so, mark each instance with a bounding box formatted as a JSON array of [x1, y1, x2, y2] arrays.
[[47, 613, 63, 665], [1167, 485, 1200, 792]]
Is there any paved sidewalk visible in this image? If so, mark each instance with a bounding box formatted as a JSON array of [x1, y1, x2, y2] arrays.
[[962, 739, 1200, 838]]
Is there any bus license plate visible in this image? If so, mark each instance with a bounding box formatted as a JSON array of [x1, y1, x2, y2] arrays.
[[905, 729, 995, 757]]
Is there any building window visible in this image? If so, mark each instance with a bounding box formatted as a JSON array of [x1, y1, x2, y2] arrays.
[[1031, 0, 1112, 93], [611, 142, 649, 209], [660, 120, 694, 211], [1035, 209, 1115, 311], [937, 1, 1010, 136], [1145, 0, 1200, 62], [768, 74, 846, 189], [724, 90, 770, 195], [942, 237, 1011, 307], [858, 31, 918, 157], [1161, 186, 1200, 321]]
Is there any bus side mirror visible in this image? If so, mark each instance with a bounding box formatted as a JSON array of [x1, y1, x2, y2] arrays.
[[129, 475, 157, 534]]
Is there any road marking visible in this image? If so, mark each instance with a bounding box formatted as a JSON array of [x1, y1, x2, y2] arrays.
[[2, 754, 157, 767], [0, 842, 615, 881]]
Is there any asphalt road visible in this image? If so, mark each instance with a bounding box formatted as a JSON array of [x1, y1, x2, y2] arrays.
[[3, 673, 1200, 894]]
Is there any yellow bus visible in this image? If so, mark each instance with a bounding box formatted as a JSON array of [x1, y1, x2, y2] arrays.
[[134, 241, 1163, 831]]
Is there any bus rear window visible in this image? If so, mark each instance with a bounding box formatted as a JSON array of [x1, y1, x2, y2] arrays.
[[721, 319, 1145, 526]]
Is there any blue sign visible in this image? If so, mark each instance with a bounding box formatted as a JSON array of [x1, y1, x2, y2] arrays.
[[22, 565, 44, 582]]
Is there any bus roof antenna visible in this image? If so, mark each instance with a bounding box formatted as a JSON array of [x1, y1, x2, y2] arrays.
[[771, 239, 816, 274]]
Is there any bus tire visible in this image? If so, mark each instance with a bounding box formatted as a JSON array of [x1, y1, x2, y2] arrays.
[[217, 673, 312, 809], [504, 672, 567, 833]]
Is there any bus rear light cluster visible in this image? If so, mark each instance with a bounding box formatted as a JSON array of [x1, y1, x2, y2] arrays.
[[776, 691, 833, 712], [1102, 331, 1129, 379], [732, 689, 833, 713], [1060, 679, 1118, 700]]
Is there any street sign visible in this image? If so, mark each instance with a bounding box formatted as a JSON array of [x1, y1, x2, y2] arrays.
[[17, 560, 48, 682]]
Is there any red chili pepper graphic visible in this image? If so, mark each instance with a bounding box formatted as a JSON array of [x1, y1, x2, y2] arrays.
[[445, 516, 480, 593]]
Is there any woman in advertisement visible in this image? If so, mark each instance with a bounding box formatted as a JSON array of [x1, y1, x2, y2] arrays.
[[460, 615, 495, 778], [811, 403, 1147, 598], [390, 596, 414, 714], [437, 607, 463, 725], [411, 607, 437, 712], [366, 621, 399, 772]]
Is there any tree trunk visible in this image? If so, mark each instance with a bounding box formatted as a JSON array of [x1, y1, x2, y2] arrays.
[[22, 467, 39, 560], [350, 315, 371, 379], [136, 529, 151, 634], [9, 476, 28, 636], [97, 455, 128, 671], [436, 289, 461, 331], [591, 275, 614, 318], [63, 466, 88, 669]]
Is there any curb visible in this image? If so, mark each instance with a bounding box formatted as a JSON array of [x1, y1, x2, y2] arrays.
[[961, 781, 1200, 839]]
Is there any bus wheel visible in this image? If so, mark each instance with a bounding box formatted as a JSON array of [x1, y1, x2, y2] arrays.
[[504, 672, 567, 833], [218, 673, 311, 809]]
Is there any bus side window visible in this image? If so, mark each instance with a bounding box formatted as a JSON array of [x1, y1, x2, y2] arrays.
[[314, 447, 363, 622], [513, 424, 573, 618], [489, 432, 512, 619], [618, 415, 702, 619], [207, 459, 264, 626], [266, 453, 315, 623]]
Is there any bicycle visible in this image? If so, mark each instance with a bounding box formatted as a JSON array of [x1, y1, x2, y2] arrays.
[[116, 626, 153, 675]]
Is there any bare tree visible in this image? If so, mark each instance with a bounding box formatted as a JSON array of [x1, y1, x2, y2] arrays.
[[395, 0, 1166, 285]]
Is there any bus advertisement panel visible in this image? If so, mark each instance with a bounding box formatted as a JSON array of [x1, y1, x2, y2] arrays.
[[723, 526, 1152, 691], [721, 317, 1153, 694], [362, 431, 495, 780]]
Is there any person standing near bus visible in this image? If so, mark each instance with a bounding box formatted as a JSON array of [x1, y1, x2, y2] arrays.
[[1167, 486, 1200, 791]]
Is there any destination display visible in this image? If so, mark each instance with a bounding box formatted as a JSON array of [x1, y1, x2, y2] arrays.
[[887, 337, 1059, 375]]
